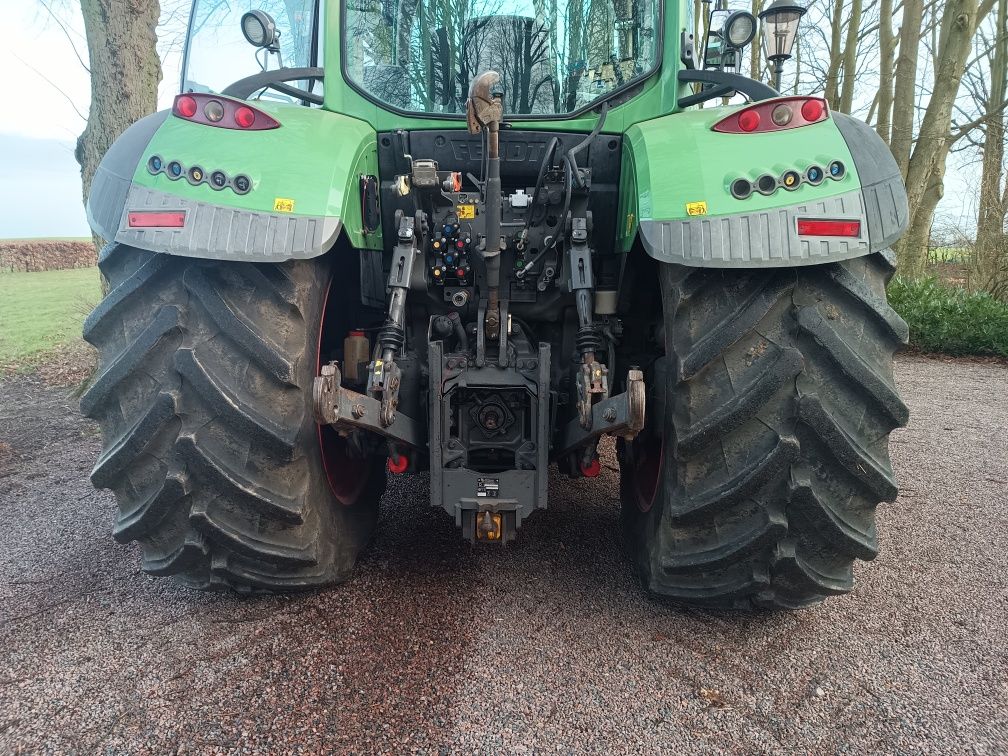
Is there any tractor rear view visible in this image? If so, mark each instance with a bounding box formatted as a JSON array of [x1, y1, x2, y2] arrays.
[[81, 0, 909, 608]]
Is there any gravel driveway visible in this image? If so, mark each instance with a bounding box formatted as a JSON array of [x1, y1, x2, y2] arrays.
[[1, 355, 1006, 753]]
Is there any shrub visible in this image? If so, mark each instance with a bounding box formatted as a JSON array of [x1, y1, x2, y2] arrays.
[[888, 276, 1008, 357], [0, 241, 96, 273]]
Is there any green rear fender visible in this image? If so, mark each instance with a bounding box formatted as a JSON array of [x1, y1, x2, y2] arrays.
[[619, 105, 908, 267], [86, 101, 381, 260]]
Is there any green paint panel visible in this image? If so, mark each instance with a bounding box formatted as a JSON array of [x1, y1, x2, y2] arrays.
[[132, 103, 382, 248], [625, 107, 860, 222], [616, 141, 640, 253]]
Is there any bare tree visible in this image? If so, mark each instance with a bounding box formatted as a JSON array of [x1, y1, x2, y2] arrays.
[[824, 0, 845, 103], [76, 0, 162, 215], [838, 0, 864, 111], [898, 0, 998, 277], [890, 0, 924, 177], [750, 0, 763, 81], [876, 0, 896, 141], [968, 0, 1008, 296]]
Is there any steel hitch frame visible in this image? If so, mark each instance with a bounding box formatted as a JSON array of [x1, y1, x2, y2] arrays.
[[555, 369, 646, 460], [313, 362, 425, 451]]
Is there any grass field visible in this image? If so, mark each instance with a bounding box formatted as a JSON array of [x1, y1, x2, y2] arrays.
[[0, 267, 101, 364]]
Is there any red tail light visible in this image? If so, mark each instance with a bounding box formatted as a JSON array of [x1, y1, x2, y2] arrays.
[[387, 454, 409, 474], [797, 219, 861, 237], [128, 211, 186, 228], [175, 95, 198, 118], [233, 106, 256, 128], [713, 97, 829, 134], [172, 93, 280, 130]]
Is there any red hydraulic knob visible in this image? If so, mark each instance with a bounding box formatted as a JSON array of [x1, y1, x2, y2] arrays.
[[456, 267, 467, 279], [387, 454, 409, 474]]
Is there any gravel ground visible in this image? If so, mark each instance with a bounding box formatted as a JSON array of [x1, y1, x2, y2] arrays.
[[1, 355, 1006, 753]]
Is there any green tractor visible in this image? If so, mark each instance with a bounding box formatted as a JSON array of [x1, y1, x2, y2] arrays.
[[82, 0, 909, 608]]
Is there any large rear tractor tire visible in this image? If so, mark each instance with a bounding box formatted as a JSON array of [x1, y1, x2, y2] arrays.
[[81, 244, 384, 592], [620, 251, 909, 609]]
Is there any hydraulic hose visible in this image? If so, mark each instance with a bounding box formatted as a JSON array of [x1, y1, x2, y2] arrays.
[[447, 310, 469, 351], [565, 101, 609, 189], [524, 136, 560, 232]]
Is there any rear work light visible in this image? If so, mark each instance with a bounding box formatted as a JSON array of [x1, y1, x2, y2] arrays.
[[713, 97, 829, 134], [797, 219, 861, 237], [127, 211, 186, 228], [172, 93, 280, 131]]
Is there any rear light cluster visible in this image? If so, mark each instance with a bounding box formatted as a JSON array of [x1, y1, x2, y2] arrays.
[[713, 96, 829, 134], [730, 160, 846, 200], [172, 93, 280, 131]]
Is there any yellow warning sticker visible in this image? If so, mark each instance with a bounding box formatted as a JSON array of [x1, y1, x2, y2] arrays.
[[457, 204, 476, 220], [273, 197, 295, 213], [685, 201, 708, 216]]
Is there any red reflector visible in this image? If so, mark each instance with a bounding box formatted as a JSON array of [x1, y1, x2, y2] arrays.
[[175, 95, 197, 118], [797, 219, 861, 237], [234, 106, 256, 128], [801, 99, 824, 122], [738, 109, 761, 132], [128, 211, 186, 228]]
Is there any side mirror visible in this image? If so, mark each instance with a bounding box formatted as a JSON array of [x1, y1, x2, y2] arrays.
[[241, 10, 280, 51]]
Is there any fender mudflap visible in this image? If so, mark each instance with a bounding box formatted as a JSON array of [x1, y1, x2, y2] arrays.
[[636, 112, 908, 269], [87, 111, 171, 241], [113, 184, 342, 261], [639, 176, 907, 269]]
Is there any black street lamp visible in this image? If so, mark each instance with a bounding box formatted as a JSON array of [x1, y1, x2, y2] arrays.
[[758, 0, 806, 92]]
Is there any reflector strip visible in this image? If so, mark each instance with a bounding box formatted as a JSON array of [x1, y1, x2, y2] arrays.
[[797, 218, 860, 237], [128, 211, 186, 228]]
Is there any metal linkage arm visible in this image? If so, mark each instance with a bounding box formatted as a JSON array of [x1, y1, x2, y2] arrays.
[[314, 363, 424, 451], [369, 212, 422, 427], [555, 370, 645, 459]]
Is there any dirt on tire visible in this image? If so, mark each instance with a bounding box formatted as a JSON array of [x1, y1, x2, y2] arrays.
[[81, 244, 383, 591], [621, 251, 908, 608]]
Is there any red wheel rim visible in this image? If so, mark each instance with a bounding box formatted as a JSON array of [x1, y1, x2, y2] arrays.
[[632, 435, 663, 513], [316, 275, 371, 506]]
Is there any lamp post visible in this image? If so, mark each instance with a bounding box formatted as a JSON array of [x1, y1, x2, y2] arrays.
[[758, 0, 806, 92]]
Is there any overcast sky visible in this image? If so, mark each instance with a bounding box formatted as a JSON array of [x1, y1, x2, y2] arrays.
[[0, 1, 978, 239]]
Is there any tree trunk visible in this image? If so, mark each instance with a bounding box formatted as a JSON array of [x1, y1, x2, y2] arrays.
[[877, 0, 896, 142], [824, 0, 845, 104], [899, 0, 991, 277], [890, 0, 924, 177], [76, 0, 162, 235], [839, 0, 863, 112], [971, 0, 1008, 296], [750, 0, 763, 81]]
